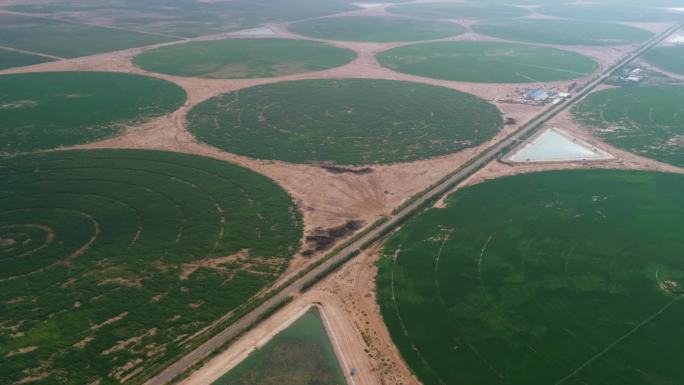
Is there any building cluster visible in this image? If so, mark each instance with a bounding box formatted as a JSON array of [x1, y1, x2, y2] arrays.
[[621, 68, 644, 83], [517, 87, 571, 106], [615, 67, 644, 83]]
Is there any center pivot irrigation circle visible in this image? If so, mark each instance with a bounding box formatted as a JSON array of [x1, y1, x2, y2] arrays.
[[472, 19, 653, 46], [0, 149, 303, 383], [288, 16, 465, 42], [378, 41, 599, 83], [377, 170, 684, 385], [0, 71, 186, 154], [387, 2, 531, 20], [187, 79, 503, 165], [134, 38, 357, 79]]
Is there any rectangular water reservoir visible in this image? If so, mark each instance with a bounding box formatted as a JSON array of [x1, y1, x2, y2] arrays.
[[236, 27, 276, 36], [507, 128, 612, 163], [210, 306, 348, 385]]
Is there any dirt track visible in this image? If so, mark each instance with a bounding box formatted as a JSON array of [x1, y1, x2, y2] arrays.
[[3, 4, 683, 384]]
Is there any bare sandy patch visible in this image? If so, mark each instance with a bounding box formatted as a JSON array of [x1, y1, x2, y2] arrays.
[[179, 249, 282, 281], [16, 375, 47, 385], [618, 21, 675, 34], [5, 346, 37, 358], [0, 100, 39, 110], [0, 238, 16, 246], [74, 335, 95, 349], [111, 358, 144, 383], [3, 296, 36, 305], [180, 249, 249, 280], [98, 276, 142, 288], [90, 312, 128, 331], [102, 328, 158, 356]]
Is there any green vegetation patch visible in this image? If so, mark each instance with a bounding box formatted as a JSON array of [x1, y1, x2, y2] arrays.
[[0, 149, 302, 385], [472, 19, 653, 46], [288, 16, 465, 42], [572, 85, 684, 168], [645, 44, 684, 76], [0, 13, 174, 58], [212, 307, 346, 385], [0, 71, 186, 154], [0, 48, 53, 70], [378, 41, 598, 83], [537, 4, 683, 22], [387, 2, 530, 20], [134, 38, 355, 79], [187, 79, 502, 165], [377, 170, 684, 385], [7, 0, 357, 38]]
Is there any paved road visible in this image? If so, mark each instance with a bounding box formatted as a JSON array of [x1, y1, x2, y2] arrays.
[[146, 22, 683, 385]]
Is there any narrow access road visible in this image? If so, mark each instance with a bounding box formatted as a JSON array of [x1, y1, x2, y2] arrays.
[[146, 21, 683, 385]]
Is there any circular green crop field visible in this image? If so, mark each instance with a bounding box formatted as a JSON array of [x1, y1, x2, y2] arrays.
[[537, 4, 683, 22], [387, 2, 530, 20], [288, 16, 465, 42], [377, 170, 684, 385], [134, 38, 356, 79], [473, 19, 653, 46], [0, 149, 302, 384], [187, 79, 502, 165], [0, 72, 185, 154], [645, 44, 684, 76], [572, 85, 684, 168], [378, 41, 598, 83]]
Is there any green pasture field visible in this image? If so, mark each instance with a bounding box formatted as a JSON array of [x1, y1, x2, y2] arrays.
[[6, 0, 357, 38], [645, 44, 684, 76], [378, 41, 598, 83], [0, 13, 174, 58], [0, 149, 303, 385], [187, 79, 502, 165], [472, 19, 653, 46], [212, 307, 346, 385], [0, 71, 186, 154], [387, 2, 529, 20], [537, 4, 684, 22], [572, 85, 684, 168], [377, 170, 684, 385], [134, 39, 356, 79], [288, 16, 465, 42], [0, 48, 53, 70]]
